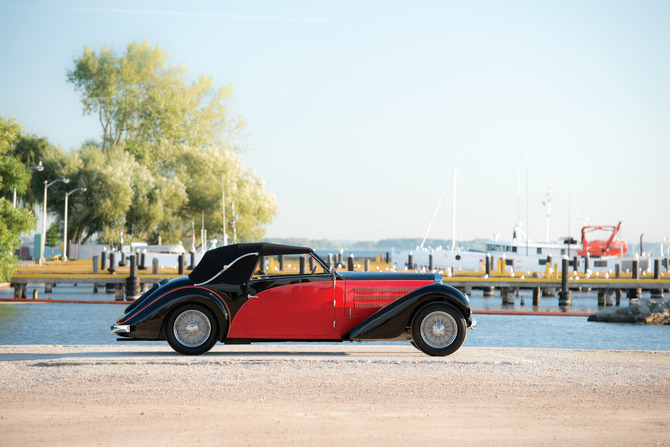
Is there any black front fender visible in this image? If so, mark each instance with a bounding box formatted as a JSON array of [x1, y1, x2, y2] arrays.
[[122, 283, 230, 341], [345, 284, 470, 341]]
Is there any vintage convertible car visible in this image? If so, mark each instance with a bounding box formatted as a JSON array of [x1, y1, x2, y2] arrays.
[[111, 243, 476, 356]]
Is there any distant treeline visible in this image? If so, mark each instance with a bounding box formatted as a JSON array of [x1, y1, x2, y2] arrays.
[[264, 238, 487, 251]]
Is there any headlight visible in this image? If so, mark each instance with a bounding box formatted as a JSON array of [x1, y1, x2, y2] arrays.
[[464, 293, 470, 303]]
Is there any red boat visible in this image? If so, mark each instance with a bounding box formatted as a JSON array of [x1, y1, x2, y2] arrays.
[[578, 222, 627, 257]]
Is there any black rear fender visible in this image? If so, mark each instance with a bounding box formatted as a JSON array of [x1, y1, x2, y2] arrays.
[[346, 284, 470, 341]]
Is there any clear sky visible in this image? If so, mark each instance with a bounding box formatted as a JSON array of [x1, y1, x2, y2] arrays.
[[1, 1, 669, 245]]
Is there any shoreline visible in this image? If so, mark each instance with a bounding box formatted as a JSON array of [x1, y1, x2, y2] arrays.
[[1, 345, 668, 445]]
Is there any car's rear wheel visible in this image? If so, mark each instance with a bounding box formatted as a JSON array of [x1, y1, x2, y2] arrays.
[[165, 303, 218, 355], [411, 302, 466, 356]]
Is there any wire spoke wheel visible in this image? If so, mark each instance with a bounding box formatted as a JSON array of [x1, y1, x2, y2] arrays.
[[420, 311, 457, 348], [173, 310, 211, 347], [411, 302, 466, 357]]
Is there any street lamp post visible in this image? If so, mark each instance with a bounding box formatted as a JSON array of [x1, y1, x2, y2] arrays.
[[13, 161, 43, 208], [63, 187, 87, 262], [41, 178, 69, 265]]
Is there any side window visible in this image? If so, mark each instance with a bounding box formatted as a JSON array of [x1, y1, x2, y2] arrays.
[[252, 254, 328, 278], [537, 248, 542, 254]]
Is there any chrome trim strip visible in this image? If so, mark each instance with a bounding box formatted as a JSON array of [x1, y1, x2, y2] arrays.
[[193, 252, 259, 286], [111, 324, 131, 334]]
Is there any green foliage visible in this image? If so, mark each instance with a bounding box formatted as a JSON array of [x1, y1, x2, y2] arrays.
[[0, 116, 37, 281], [67, 40, 245, 166], [63, 40, 277, 245], [45, 223, 60, 248]]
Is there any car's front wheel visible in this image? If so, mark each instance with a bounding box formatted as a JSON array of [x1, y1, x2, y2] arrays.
[[165, 303, 219, 355], [411, 302, 466, 356]]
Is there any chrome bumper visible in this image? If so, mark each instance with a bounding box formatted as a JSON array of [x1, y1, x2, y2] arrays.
[[469, 318, 477, 329], [110, 324, 131, 335]]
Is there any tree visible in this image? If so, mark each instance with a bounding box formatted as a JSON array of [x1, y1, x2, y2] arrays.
[[0, 116, 37, 281], [45, 223, 60, 258], [66, 40, 277, 244], [67, 40, 245, 167]]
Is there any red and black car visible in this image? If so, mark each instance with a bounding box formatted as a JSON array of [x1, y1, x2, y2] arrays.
[[111, 243, 476, 356]]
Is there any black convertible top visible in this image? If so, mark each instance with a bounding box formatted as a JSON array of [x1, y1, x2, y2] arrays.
[[189, 243, 313, 285]]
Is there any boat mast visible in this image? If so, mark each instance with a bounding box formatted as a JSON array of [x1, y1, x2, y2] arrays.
[[543, 182, 553, 243], [526, 155, 529, 256], [451, 167, 456, 250]]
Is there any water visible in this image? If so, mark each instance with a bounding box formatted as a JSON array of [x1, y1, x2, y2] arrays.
[[1, 284, 668, 350]]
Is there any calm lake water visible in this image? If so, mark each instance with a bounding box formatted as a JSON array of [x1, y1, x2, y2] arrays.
[[1, 284, 668, 350]]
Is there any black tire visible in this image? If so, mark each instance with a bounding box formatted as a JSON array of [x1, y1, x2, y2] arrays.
[[165, 303, 219, 355], [410, 341, 421, 351], [411, 302, 466, 357]]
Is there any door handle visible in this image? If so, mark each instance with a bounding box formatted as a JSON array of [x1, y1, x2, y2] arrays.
[[248, 294, 259, 299]]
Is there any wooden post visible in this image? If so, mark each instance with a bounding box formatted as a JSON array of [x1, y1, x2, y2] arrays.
[[278, 254, 284, 271], [299, 256, 306, 274], [597, 289, 606, 306], [126, 255, 141, 301], [385, 252, 390, 263], [501, 287, 513, 305], [189, 250, 195, 270], [139, 252, 147, 270], [615, 264, 620, 279], [13, 284, 20, 299], [108, 252, 116, 274], [347, 255, 354, 272], [429, 254, 434, 271], [559, 258, 571, 306], [45, 283, 52, 293], [651, 259, 663, 298], [605, 290, 613, 306], [483, 286, 494, 297], [101, 251, 107, 271], [615, 289, 621, 306], [629, 260, 641, 299], [32, 288, 38, 299], [327, 253, 334, 268], [152, 257, 159, 275], [584, 253, 590, 273], [115, 283, 124, 301], [532, 287, 540, 305], [308, 256, 314, 274], [92, 256, 99, 274], [178, 254, 185, 275], [364, 259, 370, 272], [21, 284, 27, 298], [408, 253, 413, 270], [93, 284, 98, 293], [573, 256, 578, 272], [485, 254, 491, 276]]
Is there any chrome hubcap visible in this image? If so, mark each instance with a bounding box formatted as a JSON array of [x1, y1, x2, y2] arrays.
[[420, 311, 457, 349], [174, 310, 211, 348]]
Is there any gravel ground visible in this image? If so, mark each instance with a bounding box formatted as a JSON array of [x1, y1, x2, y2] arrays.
[[0, 344, 668, 446]]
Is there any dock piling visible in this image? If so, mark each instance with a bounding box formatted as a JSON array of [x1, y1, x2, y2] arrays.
[[101, 251, 107, 271], [347, 255, 354, 272], [365, 259, 370, 272], [178, 254, 185, 275], [532, 287, 540, 305], [299, 256, 306, 274], [126, 255, 141, 301], [559, 258, 571, 306], [108, 253, 116, 274], [92, 256, 99, 274], [152, 257, 159, 275]]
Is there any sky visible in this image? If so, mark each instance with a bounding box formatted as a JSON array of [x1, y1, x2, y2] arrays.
[[1, 1, 669, 245]]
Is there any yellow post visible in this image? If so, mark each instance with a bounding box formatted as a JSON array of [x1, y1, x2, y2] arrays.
[[480, 259, 484, 272], [545, 262, 550, 278], [499, 259, 504, 274], [554, 263, 558, 280]]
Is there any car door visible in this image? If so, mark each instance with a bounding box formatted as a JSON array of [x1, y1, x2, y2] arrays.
[[244, 274, 336, 338]]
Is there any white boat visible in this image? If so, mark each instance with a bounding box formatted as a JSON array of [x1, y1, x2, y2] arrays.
[[392, 170, 636, 275]]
